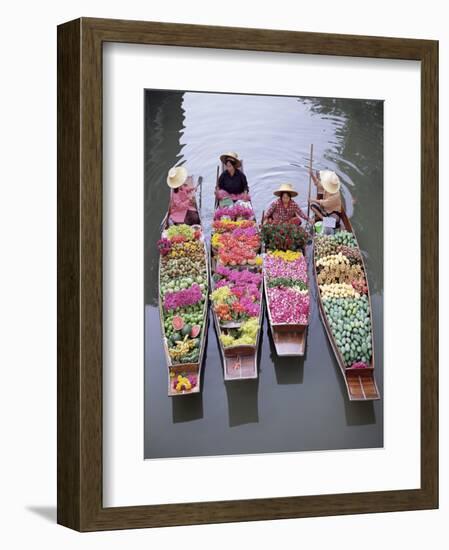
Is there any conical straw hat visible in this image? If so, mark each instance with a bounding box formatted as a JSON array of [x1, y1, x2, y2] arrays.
[[319, 170, 341, 194], [219, 152, 242, 168], [166, 166, 188, 189], [273, 182, 298, 198]]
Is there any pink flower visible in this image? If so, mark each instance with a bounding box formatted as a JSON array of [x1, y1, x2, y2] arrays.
[[232, 226, 258, 239], [264, 255, 308, 283], [267, 287, 310, 324], [164, 284, 202, 311], [214, 204, 254, 221]]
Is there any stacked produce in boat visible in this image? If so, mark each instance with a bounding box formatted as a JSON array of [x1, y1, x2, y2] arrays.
[[261, 223, 310, 326], [210, 202, 263, 349], [314, 230, 372, 368], [158, 223, 208, 392]]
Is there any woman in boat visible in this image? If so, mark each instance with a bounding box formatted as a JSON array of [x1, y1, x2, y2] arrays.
[[308, 169, 342, 226], [216, 152, 249, 200], [264, 183, 311, 225], [167, 166, 200, 225]]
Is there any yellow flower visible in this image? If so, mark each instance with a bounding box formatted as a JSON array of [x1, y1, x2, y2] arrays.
[[175, 375, 192, 391], [255, 256, 263, 266], [211, 286, 232, 304], [220, 334, 235, 347], [211, 233, 222, 249], [269, 250, 302, 262]]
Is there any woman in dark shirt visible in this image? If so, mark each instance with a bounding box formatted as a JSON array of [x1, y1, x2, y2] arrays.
[[217, 152, 249, 198]]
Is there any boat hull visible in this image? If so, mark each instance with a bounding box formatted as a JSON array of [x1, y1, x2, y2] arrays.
[[313, 209, 380, 401], [158, 206, 209, 397], [210, 186, 263, 381], [269, 323, 307, 357], [261, 235, 309, 358]]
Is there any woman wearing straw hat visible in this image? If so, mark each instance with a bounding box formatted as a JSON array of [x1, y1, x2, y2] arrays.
[[216, 152, 249, 199], [167, 166, 200, 225], [264, 183, 311, 225], [308, 170, 342, 226]]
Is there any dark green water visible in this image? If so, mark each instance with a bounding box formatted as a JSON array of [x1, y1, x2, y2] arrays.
[[144, 90, 383, 459]]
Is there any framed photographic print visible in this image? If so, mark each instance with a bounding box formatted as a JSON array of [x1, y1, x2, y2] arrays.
[[57, 17, 438, 531]]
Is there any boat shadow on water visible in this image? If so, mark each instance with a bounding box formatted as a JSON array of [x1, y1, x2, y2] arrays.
[[171, 393, 204, 423], [224, 327, 263, 428], [267, 326, 305, 385], [225, 379, 259, 428]]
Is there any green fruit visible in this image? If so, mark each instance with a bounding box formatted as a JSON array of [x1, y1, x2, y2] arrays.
[[172, 332, 182, 342], [181, 324, 192, 337]]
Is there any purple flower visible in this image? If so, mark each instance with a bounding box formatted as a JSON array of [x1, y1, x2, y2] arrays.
[[232, 226, 258, 239], [214, 205, 254, 221], [164, 284, 203, 311]]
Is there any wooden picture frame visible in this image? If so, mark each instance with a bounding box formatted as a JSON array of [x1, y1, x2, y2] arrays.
[[57, 17, 438, 532]]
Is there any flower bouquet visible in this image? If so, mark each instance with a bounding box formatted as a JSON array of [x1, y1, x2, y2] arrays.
[[264, 251, 310, 325], [261, 222, 307, 251]]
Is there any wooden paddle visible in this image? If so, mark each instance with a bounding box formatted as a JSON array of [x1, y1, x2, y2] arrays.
[[307, 143, 314, 220]]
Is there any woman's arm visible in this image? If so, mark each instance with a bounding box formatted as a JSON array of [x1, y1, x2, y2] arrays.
[[320, 193, 341, 211], [217, 172, 225, 190], [264, 201, 276, 220], [241, 171, 249, 193]]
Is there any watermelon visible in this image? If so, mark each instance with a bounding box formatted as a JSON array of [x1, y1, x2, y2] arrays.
[[181, 324, 192, 337], [172, 332, 182, 343], [190, 325, 201, 338], [172, 315, 184, 331]]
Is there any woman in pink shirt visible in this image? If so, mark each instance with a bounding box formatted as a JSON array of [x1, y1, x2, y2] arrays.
[[167, 166, 200, 225]]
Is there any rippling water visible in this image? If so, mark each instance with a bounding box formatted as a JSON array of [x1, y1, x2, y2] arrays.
[[144, 90, 383, 459]]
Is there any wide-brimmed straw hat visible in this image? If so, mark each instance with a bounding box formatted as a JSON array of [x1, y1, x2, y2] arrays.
[[219, 151, 242, 168], [166, 166, 188, 189], [273, 183, 298, 198], [320, 170, 341, 194]]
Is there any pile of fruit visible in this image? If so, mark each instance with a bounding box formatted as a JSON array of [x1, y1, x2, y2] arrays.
[[211, 203, 262, 349], [264, 250, 310, 325], [316, 253, 364, 285], [322, 296, 372, 367], [159, 224, 208, 388], [314, 230, 373, 369]]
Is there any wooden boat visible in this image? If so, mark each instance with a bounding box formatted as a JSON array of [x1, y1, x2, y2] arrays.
[[261, 212, 309, 356], [312, 200, 380, 401], [210, 165, 263, 381], [158, 194, 209, 397]]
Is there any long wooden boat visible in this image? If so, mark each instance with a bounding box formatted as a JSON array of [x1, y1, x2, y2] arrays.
[[158, 196, 209, 397], [210, 167, 263, 381], [261, 213, 309, 356], [312, 204, 380, 401]]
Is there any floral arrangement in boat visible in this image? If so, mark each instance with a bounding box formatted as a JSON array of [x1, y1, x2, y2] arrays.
[[264, 250, 310, 325], [158, 224, 208, 393], [211, 266, 262, 325], [211, 220, 263, 267], [314, 231, 373, 369], [213, 204, 254, 221], [211, 204, 263, 349], [261, 222, 307, 252]]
